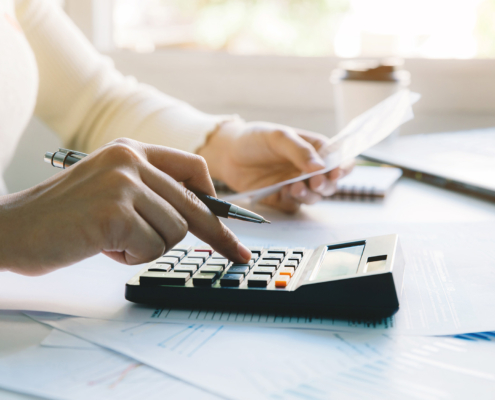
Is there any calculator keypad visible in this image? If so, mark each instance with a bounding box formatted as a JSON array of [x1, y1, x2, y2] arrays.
[[139, 244, 306, 290]]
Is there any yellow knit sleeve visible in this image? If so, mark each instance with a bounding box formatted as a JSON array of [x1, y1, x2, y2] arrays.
[[15, 0, 236, 153]]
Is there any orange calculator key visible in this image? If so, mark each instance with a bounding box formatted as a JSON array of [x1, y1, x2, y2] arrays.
[[275, 275, 290, 288], [279, 266, 295, 277]]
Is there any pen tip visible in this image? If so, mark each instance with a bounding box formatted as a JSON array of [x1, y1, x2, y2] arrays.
[[263, 219, 271, 224]]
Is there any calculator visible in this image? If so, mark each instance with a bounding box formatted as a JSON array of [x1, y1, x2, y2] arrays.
[[125, 234, 405, 318]]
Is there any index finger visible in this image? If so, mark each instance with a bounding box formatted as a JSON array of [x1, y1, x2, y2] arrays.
[[139, 160, 251, 263], [111, 139, 217, 196], [144, 144, 216, 196]]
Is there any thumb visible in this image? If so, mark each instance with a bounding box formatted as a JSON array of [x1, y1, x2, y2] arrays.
[[270, 128, 326, 173]]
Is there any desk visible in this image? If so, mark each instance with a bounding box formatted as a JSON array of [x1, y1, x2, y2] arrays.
[[1, 177, 495, 399]]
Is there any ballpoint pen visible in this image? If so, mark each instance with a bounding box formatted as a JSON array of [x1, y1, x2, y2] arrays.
[[44, 148, 271, 224]]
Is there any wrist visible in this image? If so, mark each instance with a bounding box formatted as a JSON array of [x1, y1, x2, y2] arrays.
[[198, 118, 245, 182]]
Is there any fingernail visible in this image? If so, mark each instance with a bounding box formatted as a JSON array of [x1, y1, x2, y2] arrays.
[[307, 157, 325, 170], [237, 242, 252, 262], [298, 186, 308, 197]]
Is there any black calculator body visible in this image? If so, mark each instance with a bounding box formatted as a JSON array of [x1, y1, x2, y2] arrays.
[[126, 234, 405, 318]]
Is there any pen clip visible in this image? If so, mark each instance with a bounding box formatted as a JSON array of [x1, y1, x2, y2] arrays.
[[46, 148, 87, 169], [58, 148, 87, 162]]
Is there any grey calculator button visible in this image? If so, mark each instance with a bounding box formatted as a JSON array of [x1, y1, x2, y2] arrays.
[[247, 274, 271, 288], [148, 264, 172, 272], [262, 254, 284, 262], [188, 252, 208, 262], [140, 271, 190, 286], [164, 250, 185, 260], [180, 260, 203, 269], [267, 247, 288, 255], [283, 261, 299, 269], [172, 245, 192, 254], [193, 273, 218, 286], [182, 257, 204, 266], [220, 274, 244, 287], [252, 266, 277, 276], [258, 260, 280, 268], [200, 265, 224, 275], [211, 252, 227, 259], [157, 257, 179, 266], [231, 261, 254, 268], [206, 259, 229, 268], [289, 254, 302, 262], [227, 266, 250, 276], [174, 265, 198, 274]]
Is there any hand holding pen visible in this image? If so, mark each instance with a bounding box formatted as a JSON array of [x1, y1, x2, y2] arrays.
[[45, 148, 270, 224], [1, 138, 254, 276]]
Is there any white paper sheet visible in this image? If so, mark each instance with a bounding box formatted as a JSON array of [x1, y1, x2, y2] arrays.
[[27, 313, 495, 400], [0, 253, 141, 319], [0, 341, 217, 400], [41, 328, 100, 350], [224, 90, 419, 202]]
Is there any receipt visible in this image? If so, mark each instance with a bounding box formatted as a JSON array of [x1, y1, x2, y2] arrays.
[[224, 90, 420, 202]]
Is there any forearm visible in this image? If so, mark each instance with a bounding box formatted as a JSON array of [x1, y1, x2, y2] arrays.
[[17, 0, 236, 154]]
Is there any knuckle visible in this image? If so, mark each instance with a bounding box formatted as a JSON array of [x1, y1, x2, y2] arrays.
[[274, 128, 293, 141], [101, 142, 141, 166], [300, 144, 315, 159], [191, 154, 209, 174], [105, 168, 140, 196], [110, 137, 134, 146]]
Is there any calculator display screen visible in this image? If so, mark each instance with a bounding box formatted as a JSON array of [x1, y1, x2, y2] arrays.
[[310, 243, 365, 282]]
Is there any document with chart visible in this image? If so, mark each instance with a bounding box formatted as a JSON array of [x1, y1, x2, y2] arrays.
[[0, 330, 214, 400], [26, 312, 495, 400]]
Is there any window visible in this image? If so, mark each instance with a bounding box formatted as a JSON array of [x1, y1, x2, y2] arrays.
[[113, 0, 495, 59]]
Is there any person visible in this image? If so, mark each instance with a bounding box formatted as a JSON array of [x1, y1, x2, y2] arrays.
[[0, 0, 350, 276]]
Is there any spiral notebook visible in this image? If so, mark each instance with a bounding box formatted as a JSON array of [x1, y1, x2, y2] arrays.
[[334, 166, 402, 198]]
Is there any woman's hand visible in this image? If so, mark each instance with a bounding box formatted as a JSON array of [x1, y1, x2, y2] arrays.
[[198, 120, 353, 213], [0, 138, 251, 276]]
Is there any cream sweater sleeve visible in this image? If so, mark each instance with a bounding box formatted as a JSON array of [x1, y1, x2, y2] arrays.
[[15, 0, 235, 153]]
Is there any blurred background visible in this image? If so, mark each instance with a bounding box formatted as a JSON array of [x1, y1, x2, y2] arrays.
[[6, 0, 495, 192], [113, 0, 495, 59]]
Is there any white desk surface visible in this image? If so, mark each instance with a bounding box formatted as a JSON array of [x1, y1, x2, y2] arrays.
[[1, 177, 495, 399]]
